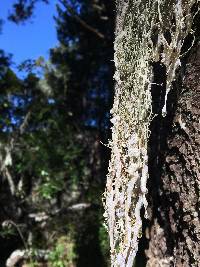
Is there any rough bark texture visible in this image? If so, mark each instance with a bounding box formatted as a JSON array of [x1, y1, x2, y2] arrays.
[[106, 0, 199, 266], [146, 42, 200, 266]]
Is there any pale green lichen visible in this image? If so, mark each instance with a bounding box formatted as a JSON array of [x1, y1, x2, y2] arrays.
[[104, 0, 198, 266]]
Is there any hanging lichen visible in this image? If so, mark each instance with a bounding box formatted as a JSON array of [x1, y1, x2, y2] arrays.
[[103, 0, 198, 266]]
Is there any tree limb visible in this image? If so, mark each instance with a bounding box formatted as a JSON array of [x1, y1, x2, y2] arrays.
[[62, 1, 105, 39]]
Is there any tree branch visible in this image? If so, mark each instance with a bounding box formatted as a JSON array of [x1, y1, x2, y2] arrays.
[[62, 1, 105, 39]]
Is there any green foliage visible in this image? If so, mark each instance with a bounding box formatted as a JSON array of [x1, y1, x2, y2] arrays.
[[38, 176, 64, 200], [8, 0, 49, 24], [99, 221, 110, 264], [48, 236, 76, 267], [27, 260, 41, 267], [0, 227, 16, 238]]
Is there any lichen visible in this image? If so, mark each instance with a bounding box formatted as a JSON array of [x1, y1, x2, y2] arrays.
[[103, 0, 198, 266]]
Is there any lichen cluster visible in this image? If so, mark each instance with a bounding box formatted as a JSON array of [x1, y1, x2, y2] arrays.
[[103, 0, 197, 266]]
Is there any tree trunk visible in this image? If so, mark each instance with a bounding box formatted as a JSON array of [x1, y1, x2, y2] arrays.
[[105, 0, 199, 266], [146, 41, 200, 267]]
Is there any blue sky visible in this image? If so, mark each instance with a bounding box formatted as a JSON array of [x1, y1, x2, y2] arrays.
[[0, 1, 59, 75]]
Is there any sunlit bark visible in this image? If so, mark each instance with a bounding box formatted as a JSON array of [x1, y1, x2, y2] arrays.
[[104, 1, 199, 266]]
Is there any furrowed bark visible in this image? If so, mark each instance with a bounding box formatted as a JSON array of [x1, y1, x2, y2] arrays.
[[146, 41, 200, 267]]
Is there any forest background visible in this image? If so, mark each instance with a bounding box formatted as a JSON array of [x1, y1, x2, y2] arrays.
[[0, 0, 115, 266]]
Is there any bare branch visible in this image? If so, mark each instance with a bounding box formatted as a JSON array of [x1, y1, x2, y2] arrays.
[[62, 1, 105, 39]]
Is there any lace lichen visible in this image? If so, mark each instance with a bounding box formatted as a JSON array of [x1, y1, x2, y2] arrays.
[[103, 0, 197, 266]]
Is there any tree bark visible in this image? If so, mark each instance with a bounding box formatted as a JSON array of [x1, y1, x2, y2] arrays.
[[146, 41, 200, 267], [108, 0, 200, 266]]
